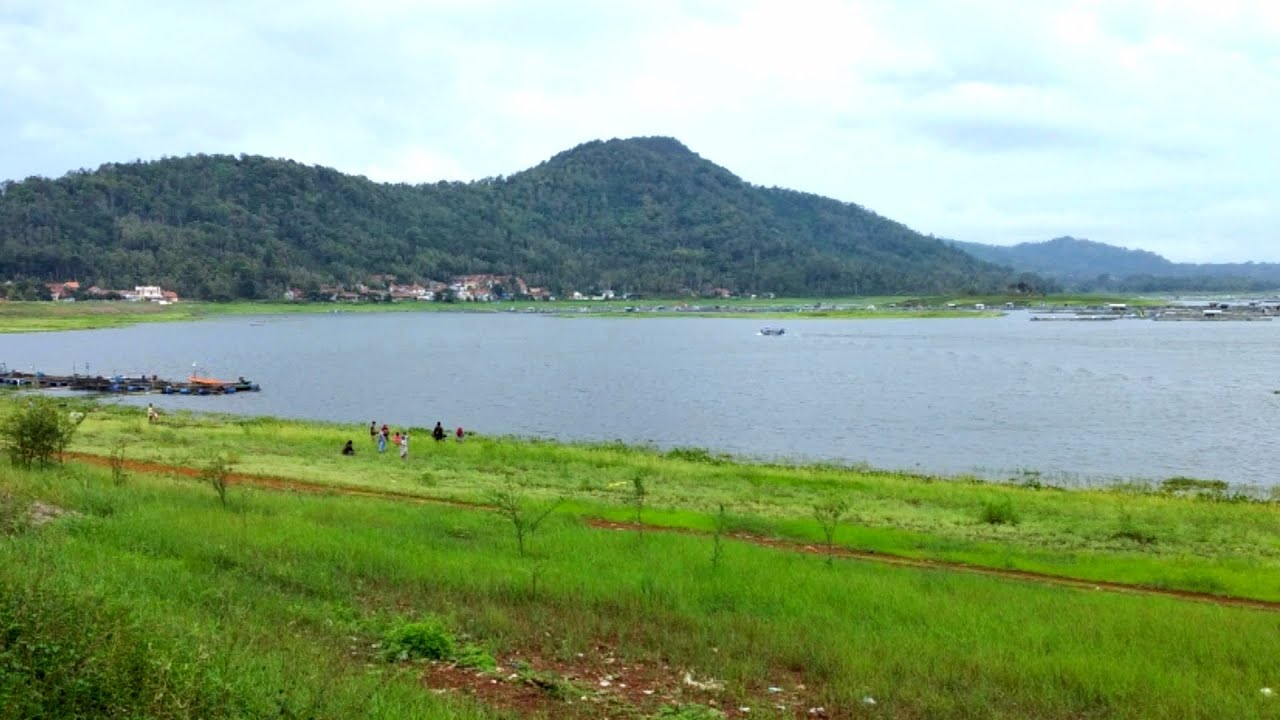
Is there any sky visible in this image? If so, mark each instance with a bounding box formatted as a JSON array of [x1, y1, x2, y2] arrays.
[[1, 0, 1277, 262]]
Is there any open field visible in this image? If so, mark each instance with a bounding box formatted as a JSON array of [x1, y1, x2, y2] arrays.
[[4, 399, 1280, 718], [51, 404, 1280, 603]]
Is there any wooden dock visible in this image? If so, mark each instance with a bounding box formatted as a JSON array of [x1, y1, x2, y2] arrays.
[[1, 370, 260, 395]]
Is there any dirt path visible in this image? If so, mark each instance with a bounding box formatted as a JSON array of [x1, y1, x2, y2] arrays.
[[65, 451, 1280, 614]]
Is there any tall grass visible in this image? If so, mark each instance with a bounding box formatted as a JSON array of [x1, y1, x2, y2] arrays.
[[56, 402, 1280, 603], [2, 463, 1279, 718]]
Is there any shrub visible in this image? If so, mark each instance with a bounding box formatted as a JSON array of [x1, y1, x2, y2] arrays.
[[383, 619, 456, 662], [813, 496, 848, 566], [488, 482, 565, 557], [108, 438, 129, 486], [664, 447, 728, 465], [1, 398, 86, 469], [454, 643, 497, 671], [1160, 476, 1230, 501], [0, 577, 218, 717], [0, 489, 28, 536], [979, 497, 1019, 525], [199, 453, 235, 509]]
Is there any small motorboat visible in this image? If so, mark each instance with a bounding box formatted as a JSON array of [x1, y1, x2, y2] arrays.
[[759, 327, 786, 336]]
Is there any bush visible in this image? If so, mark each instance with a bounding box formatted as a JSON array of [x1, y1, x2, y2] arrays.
[[664, 447, 728, 465], [979, 497, 1019, 525], [0, 489, 28, 536], [1, 398, 86, 469], [454, 642, 497, 671], [383, 619, 456, 662], [0, 577, 218, 717], [1160, 476, 1230, 501]]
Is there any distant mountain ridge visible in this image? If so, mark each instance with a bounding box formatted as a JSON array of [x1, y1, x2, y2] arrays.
[[949, 237, 1280, 292], [0, 137, 1031, 300]]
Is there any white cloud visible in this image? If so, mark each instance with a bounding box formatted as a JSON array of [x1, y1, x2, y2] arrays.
[[0, 0, 1276, 261]]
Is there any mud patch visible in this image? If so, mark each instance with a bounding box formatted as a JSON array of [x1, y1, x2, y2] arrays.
[[420, 647, 828, 719]]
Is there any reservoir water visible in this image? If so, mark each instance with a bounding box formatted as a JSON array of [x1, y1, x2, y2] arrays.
[[4, 311, 1277, 486]]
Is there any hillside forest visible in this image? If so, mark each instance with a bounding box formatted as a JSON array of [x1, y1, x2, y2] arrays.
[[0, 137, 1040, 301]]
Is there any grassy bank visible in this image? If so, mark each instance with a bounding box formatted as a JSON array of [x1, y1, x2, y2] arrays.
[[0, 293, 1163, 333], [4, 427, 1280, 718], [51, 403, 1280, 604]]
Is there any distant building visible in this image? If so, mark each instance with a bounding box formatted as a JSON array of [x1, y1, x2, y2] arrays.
[[45, 280, 80, 300], [134, 286, 163, 301]]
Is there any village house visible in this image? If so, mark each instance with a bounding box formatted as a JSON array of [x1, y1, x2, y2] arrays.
[[45, 281, 80, 300], [448, 273, 529, 301], [388, 283, 430, 300], [123, 285, 165, 302]]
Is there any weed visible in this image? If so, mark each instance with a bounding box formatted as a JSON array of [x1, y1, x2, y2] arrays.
[[631, 474, 648, 538], [655, 703, 726, 719], [454, 642, 498, 671], [200, 452, 235, 509], [517, 666, 585, 701], [383, 618, 456, 662], [0, 488, 29, 536], [1161, 476, 1229, 501], [488, 482, 565, 557], [1013, 469, 1043, 490], [664, 447, 728, 465], [710, 503, 728, 571], [108, 438, 129, 486], [1112, 512, 1157, 545], [980, 498, 1019, 525], [813, 496, 848, 566]]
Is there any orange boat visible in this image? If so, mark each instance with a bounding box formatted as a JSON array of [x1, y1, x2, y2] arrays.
[[188, 375, 235, 386]]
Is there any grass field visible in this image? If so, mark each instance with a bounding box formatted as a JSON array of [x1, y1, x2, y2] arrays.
[[4, 398, 1280, 718], [0, 293, 1162, 333]]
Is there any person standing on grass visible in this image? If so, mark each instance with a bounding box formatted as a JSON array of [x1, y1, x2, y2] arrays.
[[369, 421, 377, 444], [455, 426, 464, 442], [399, 431, 409, 460], [377, 427, 388, 454], [433, 422, 446, 442]]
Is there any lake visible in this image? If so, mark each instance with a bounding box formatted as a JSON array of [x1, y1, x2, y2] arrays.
[[4, 311, 1278, 487]]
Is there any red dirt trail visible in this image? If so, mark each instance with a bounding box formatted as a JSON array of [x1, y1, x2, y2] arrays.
[[64, 451, 1280, 614]]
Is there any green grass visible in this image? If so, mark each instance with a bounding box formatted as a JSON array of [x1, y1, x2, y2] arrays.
[[4, 458, 1280, 719], [38, 401, 1280, 605], [1, 292, 1166, 333]]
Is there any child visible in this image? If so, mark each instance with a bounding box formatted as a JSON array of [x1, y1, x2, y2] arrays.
[[399, 432, 409, 460], [455, 426, 464, 442]]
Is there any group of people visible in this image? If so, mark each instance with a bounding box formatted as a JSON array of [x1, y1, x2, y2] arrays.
[[342, 420, 464, 457]]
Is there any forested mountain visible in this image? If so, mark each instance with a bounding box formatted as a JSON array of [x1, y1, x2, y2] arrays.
[[0, 137, 1029, 299], [950, 236, 1280, 292]]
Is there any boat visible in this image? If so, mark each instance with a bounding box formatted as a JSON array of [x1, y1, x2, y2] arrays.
[[759, 327, 786, 336], [187, 375, 261, 392]]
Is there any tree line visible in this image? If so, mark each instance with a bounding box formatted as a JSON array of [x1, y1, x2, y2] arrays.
[[0, 137, 1038, 300]]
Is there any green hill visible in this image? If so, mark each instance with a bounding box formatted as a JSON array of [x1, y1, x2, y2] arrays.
[[950, 236, 1280, 292], [0, 137, 1027, 300]]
